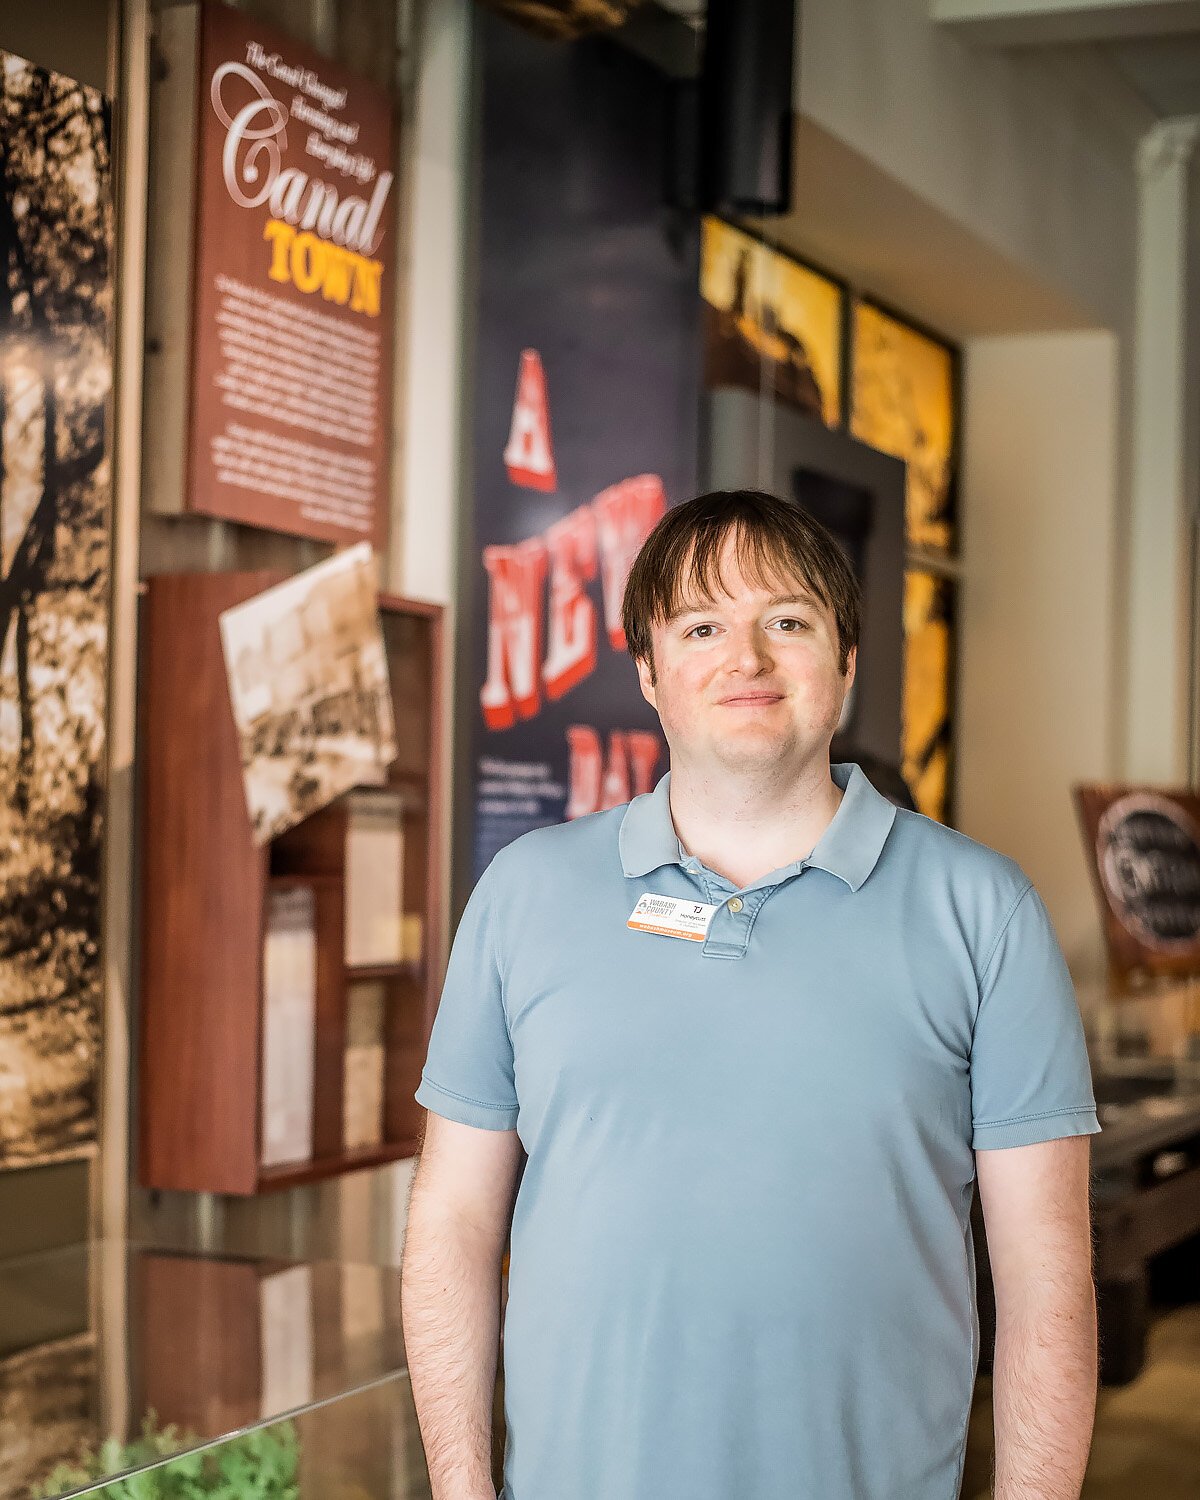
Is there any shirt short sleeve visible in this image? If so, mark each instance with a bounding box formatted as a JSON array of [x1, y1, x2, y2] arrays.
[[415, 859, 519, 1131], [969, 883, 1100, 1151]]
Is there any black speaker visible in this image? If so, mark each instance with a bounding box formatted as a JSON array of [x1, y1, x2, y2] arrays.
[[699, 0, 796, 217]]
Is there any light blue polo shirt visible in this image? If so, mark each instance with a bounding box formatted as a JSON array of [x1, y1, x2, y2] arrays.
[[416, 762, 1099, 1500]]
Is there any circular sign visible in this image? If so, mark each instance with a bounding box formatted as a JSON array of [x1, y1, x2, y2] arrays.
[[1097, 793, 1200, 951]]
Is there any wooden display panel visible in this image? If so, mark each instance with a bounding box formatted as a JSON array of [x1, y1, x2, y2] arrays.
[[138, 575, 444, 1195], [138, 571, 277, 1195]]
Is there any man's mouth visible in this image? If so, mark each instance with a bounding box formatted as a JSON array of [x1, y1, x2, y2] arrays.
[[719, 692, 784, 706]]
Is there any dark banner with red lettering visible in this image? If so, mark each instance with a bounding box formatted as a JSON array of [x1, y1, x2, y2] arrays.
[[460, 14, 699, 889]]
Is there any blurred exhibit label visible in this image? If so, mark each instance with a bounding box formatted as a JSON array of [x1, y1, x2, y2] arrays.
[[185, 1, 395, 546], [0, 51, 112, 1169]]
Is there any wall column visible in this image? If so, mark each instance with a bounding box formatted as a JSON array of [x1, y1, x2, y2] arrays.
[[1124, 117, 1200, 784]]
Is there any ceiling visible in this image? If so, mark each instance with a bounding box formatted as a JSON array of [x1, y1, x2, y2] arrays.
[[650, 2, 1200, 120], [652, 0, 706, 16], [935, 2, 1200, 118], [1102, 33, 1200, 114]]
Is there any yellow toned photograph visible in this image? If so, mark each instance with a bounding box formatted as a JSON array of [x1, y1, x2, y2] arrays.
[[701, 216, 842, 426], [902, 569, 954, 823], [851, 302, 956, 553]]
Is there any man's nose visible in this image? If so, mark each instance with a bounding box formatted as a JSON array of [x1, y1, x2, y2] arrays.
[[726, 626, 773, 673]]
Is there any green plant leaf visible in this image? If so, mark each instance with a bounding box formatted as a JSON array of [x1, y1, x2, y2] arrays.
[[34, 1411, 301, 1499]]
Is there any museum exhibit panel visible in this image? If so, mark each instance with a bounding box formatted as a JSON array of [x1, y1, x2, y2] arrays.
[[138, 573, 443, 1195], [2, 0, 1200, 1495]]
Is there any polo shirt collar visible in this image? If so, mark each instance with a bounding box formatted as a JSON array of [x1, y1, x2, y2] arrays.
[[618, 761, 897, 892]]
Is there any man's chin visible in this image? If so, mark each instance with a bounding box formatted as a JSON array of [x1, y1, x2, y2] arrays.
[[709, 739, 802, 776]]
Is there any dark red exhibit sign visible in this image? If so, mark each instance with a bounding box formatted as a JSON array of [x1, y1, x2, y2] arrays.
[[186, 1, 395, 546], [1076, 784, 1200, 982]]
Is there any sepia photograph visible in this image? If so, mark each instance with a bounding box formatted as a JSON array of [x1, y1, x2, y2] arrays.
[[700, 215, 843, 427], [0, 49, 112, 1169], [0, 1333, 97, 1496], [902, 568, 955, 825], [219, 543, 397, 844], [850, 300, 957, 555]]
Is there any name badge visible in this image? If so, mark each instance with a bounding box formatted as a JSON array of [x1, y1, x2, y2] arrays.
[[627, 893, 717, 942]]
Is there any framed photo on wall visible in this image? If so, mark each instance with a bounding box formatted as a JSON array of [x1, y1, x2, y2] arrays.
[[701, 217, 845, 429], [1075, 783, 1200, 984], [849, 298, 960, 823], [902, 568, 956, 826], [850, 299, 958, 556]]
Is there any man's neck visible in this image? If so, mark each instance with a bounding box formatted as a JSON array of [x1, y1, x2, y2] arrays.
[[667, 758, 844, 891]]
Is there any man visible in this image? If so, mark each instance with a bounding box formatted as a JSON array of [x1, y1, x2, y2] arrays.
[[402, 489, 1099, 1500]]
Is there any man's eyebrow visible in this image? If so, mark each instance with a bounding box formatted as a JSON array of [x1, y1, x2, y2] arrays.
[[669, 590, 818, 618]]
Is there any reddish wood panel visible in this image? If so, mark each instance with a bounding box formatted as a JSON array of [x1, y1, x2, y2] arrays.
[[272, 803, 349, 879], [381, 594, 445, 1116], [380, 604, 433, 781], [256, 1139, 418, 1193], [425, 602, 448, 1032], [139, 571, 283, 1194], [130, 1252, 264, 1436], [383, 969, 427, 1147], [346, 960, 419, 982], [311, 876, 349, 1161], [138, 578, 444, 1195]]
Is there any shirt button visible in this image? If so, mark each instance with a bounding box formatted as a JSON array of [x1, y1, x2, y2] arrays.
[[728, 897, 744, 913]]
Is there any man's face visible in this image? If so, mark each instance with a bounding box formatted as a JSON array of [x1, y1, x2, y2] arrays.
[[635, 535, 856, 778]]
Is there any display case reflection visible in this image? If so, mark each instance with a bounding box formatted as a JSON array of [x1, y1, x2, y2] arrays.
[[0, 1246, 418, 1500]]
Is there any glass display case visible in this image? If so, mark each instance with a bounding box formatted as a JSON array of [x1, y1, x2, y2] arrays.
[[1087, 979, 1200, 1171], [0, 1242, 429, 1500], [1082, 981, 1200, 1383]]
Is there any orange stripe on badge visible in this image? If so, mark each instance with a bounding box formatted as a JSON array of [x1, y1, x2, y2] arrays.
[[626, 918, 706, 940]]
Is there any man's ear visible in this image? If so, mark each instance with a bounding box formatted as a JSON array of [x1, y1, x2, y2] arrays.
[[843, 645, 857, 692], [634, 651, 657, 709]]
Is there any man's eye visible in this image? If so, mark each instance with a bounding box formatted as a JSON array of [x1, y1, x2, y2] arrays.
[[774, 618, 808, 632], [686, 624, 716, 639]]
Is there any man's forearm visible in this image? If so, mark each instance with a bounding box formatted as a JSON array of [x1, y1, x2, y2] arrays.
[[401, 1200, 505, 1500], [991, 1280, 1097, 1499]]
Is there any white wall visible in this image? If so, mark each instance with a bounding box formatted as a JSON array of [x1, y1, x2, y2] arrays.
[[1121, 124, 1200, 785], [388, 0, 475, 1249], [798, 0, 1145, 330], [957, 330, 1120, 997], [396, 0, 472, 607], [931, 0, 1200, 48]]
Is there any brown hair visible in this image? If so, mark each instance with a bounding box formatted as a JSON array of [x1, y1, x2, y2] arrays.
[[622, 489, 861, 675]]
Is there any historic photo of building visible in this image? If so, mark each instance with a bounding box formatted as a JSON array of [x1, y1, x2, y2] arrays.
[[219, 543, 397, 843]]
